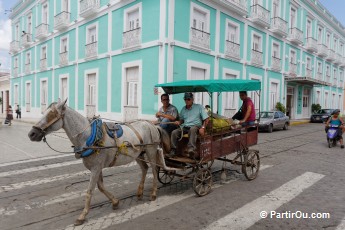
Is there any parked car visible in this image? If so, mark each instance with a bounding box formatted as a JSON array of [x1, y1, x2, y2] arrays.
[[310, 109, 335, 123], [258, 111, 290, 133]]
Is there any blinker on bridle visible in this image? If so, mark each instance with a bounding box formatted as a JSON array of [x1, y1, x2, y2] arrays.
[[32, 107, 65, 136]]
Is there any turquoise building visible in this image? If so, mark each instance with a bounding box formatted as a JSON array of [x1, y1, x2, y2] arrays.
[[9, 0, 345, 120]]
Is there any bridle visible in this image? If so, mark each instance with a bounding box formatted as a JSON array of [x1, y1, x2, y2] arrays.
[[32, 107, 65, 138]]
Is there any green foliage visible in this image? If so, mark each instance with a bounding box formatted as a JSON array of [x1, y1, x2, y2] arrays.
[[311, 104, 321, 113], [0, 97, 2, 104], [275, 102, 286, 113]]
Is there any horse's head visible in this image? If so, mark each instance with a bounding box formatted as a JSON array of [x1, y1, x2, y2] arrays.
[[28, 98, 68, 142]]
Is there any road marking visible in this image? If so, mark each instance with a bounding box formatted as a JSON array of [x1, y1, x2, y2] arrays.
[[0, 162, 138, 194], [0, 140, 35, 158], [205, 172, 325, 230], [0, 154, 75, 168], [0, 160, 82, 178], [335, 215, 345, 230], [62, 165, 273, 230]]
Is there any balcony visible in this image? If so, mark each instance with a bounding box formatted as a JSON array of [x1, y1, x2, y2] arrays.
[[251, 49, 263, 66], [59, 51, 68, 66], [334, 53, 342, 65], [341, 57, 345, 67], [305, 37, 317, 53], [317, 44, 328, 57], [10, 41, 20, 53], [271, 56, 281, 71], [217, 0, 248, 16], [190, 27, 210, 51], [13, 67, 18, 78], [288, 62, 297, 76], [80, 0, 100, 18], [225, 40, 240, 60], [54, 11, 70, 30], [316, 72, 323, 81], [25, 63, 31, 75], [326, 49, 335, 62], [333, 79, 337, 87], [289, 28, 303, 45], [35, 23, 49, 40], [270, 17, 287, 37], [40, 58, 47, 71], [85, 41, 98, 59], [305, 68, 312, 78], [250, 4, 270, 28], [123, 27, 141, 50], [21, 33, 32, 47]]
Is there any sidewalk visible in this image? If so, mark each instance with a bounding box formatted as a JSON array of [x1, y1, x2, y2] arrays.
[[0, 114, 38, 125], [290, 119, 310, 126]]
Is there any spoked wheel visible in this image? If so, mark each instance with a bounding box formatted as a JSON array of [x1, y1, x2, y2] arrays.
[[193, 168, 212, 196], [201, 160, 214, 170], [157, 167, 175, 185], [242, 150, 260, 181]]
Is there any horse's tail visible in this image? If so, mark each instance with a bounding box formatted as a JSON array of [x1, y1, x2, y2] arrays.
[[156, 126, 171, 154]]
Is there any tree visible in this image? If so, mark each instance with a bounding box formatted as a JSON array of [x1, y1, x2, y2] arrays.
[[275, 102, 286, 114]]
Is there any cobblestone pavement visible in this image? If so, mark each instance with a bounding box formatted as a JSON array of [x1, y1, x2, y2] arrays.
[[1, 122, 345, 230]]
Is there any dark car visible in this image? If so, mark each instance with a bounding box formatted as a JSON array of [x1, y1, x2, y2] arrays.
[[258, 111, 290, 133], [310, 109, 335, 123]]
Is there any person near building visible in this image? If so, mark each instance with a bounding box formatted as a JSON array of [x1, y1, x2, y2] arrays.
[[238, 91, 256, 127], [168, 93, 209, 158], [155, 94, 178, 134], [6, 105, 13, 126], [15, 105, 21, 119]]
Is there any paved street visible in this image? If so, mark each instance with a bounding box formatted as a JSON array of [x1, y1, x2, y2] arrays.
[[1, 121, 345, 230]]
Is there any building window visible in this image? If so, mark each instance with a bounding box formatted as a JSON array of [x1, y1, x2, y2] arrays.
[[41, 46, 47, 60], [41, 80, 47, 111], [272, 42, 280, 58], [42, 3, 48, 24], [125, 67, 139, 106], [15, 23, 19, 41], [290, 7, 296, 28], [290, 50, 296, 63], [326, 33, 331, 48], [306, 57, 311, 69], [87, 26, 97, 44], [191, 67, 207, 105], [332, 93, 336, 108], [60, 78, 68, 101], [26, 52, 31, 64], [252, 34, 262, 51], [324, 92, 328, 107], [326, 65, 330, 76], [306, 18, 312, 38], [317, 62, 322, 73], [87, 73, 96, 106], [192, 8, 208, 33], [318, 26, 323, 44], [27, 13, 32, 34], [14, 58, 18, 68], [61, 37, 68, 53], [224, 73, 237, 110], [62, 0, 69, 12], [14, 85, 19, 105], [334, 37, 338, 51], [272, 0, 280, 18], [226, 22, 239, 43], [316, 91, 320, 105], [26, 82, 31, 112], [270, 82, 278, 111]]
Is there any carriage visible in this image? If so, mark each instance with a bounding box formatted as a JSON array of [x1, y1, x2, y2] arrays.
[[155, 79, 261, 196]]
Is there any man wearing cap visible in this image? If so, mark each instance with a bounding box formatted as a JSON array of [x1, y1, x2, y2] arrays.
[[168, 92, 209, 158]]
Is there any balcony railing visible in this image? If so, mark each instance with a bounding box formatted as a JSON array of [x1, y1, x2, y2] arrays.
[[85, 41, 98, 58], [271, 56, 281, 71], [25, 63, 31, 74], [326, 49, 335, 62], [289, 28, 303, 45], [86, 104, 96, 118], [271, 17, 287, 37], [35, 23, 49, 40], [305, 37, 317, 52], [59, 51, 68, 66], [13, 67, 18, 77], [40, 58, 47, 71], [250, 4, 270, 27], [334, 53, 342, 65], [10, 41, 20, 53], [306, 68, 312, 78], [123, 27, 141, 49], [317, 43, 328, 57], [317, 72, 323, 81], [225, 40, 240, 59], [251, 49, 263, 66], [220, 0, 248, 15], [289, 62, 297, 75], [190, 27, 210, 51], [21, 33, 32, 47], [54, 11, 70, 30], [80, 0, 100, 18]]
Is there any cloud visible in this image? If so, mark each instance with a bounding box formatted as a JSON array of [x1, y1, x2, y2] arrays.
[[0, 1, 3, 14], [0, 18, 11, 51]]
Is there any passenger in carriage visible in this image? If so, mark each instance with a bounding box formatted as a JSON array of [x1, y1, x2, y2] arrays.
[[155, 94, 179, 134], [238, 91, 256, 127], [168, 92, 209, 158]]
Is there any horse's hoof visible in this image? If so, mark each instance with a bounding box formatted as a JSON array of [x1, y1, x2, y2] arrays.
[[74, 219, 85, 226], [112, 200, 119, 210], [150, 195, 157, 201], [137, 194, 143, 200]]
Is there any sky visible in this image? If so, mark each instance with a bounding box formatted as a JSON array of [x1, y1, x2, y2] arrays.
[[0, 0, 345, 70]]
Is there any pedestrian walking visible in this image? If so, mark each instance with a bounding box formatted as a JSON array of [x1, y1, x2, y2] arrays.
[[15, 105, 21, 119], [6, 105, 13, 126]]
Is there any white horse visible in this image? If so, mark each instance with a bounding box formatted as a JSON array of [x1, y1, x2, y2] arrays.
[[28, 99, 170, 225]]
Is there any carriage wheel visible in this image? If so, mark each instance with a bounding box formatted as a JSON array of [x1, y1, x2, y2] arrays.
[[193, 168, 212, 196], [157, 167, 175, 185], [242, 150, 260, 181], [201, 160, 214, 170]]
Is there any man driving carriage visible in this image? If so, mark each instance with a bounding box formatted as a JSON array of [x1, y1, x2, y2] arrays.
[[168, 92, 209, 158], [155, 93, 179, 133]]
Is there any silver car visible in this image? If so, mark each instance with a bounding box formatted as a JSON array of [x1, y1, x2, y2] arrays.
[[258, 111, 290, 133]]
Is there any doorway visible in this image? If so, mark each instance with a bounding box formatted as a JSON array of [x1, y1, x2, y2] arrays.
[[286, 87, 294, 119]]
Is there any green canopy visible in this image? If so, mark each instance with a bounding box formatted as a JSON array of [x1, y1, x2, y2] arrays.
[[155, 79, 261, 94]]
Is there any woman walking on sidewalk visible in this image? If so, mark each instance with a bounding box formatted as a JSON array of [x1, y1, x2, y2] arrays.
[[6, 105, 13, 126]]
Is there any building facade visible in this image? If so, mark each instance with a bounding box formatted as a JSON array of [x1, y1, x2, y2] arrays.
[[0, 69, 10, 116], [9, 0, 345, 120]]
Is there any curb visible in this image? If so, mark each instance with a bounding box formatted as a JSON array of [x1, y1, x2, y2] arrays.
[[290, 120, 310, 126]]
